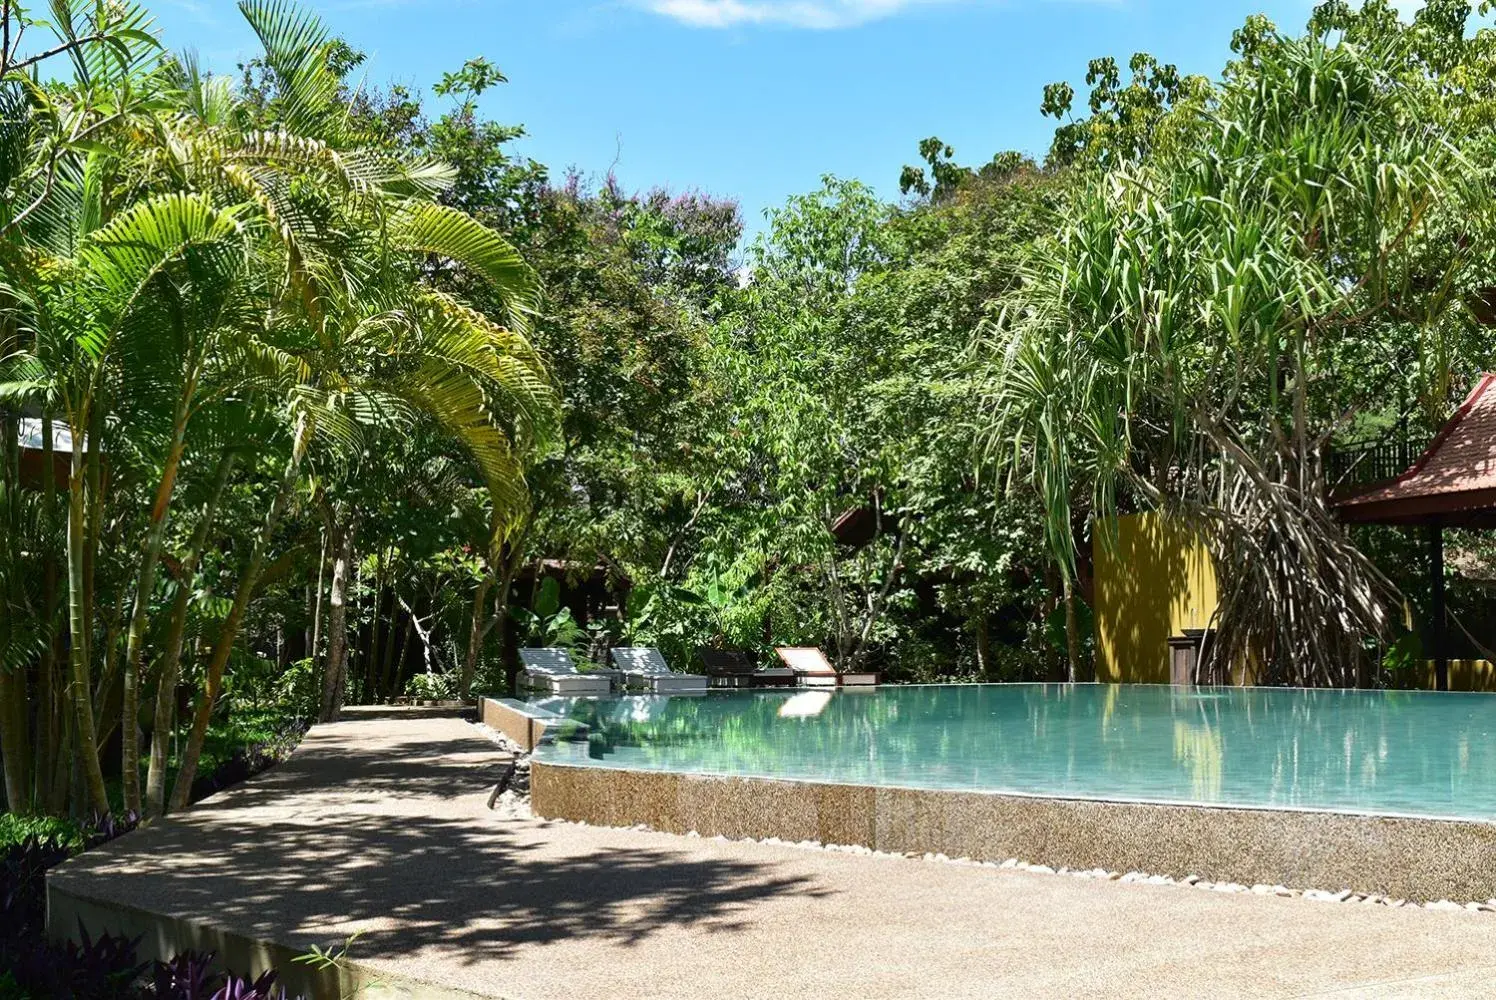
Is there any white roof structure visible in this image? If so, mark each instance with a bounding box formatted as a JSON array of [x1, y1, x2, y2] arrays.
[[16, 418, 78, 452]]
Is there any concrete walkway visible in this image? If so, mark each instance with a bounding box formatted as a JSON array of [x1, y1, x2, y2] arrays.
[[49, 716, 1496, 999]]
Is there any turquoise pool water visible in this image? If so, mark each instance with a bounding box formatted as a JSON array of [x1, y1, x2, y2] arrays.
[[529, 684, 1496, 821]]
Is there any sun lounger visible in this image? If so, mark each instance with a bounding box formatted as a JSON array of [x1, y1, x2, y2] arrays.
[[609, 647, 708, 694], [519, 648, 613, 696], [699, 648, 795, 688], [775, 647, 879, 688]]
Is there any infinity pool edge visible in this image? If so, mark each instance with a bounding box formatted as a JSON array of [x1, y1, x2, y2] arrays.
[[531, 759, 1496, 902]]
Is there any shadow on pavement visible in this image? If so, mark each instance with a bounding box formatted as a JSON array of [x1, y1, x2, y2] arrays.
[[58, 726, 830, 966]]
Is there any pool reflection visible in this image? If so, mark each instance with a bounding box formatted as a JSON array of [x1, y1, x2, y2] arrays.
[[531, 685, 1496, 820]]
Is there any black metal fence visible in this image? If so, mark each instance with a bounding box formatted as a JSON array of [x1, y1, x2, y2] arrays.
[[1325, 434, 1432, 490]]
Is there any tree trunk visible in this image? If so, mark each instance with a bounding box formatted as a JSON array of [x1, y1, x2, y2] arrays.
[[37, 411, 61, 812], [35, 650, 55, 810], [0, 665, 30, 814], [380, 589, 402, 700], [0, 409, 27, 813], [168, 425, 303, 814], [309, 529, 327, 668], [319, 517, 356, 722], [459, 575, 493, 699], [399, 593, 438, 676], [366, 561, 383, 701], [388, 614, 412, 699], [973, 612, 991, 682], [81, 401, 103, 676], [145, 452, 234, 819], [66, 415, 110, 816], [121, 392, 192, 814], [1063, 574, 1081, 685], [47, 697, 72, 817], [498, 560, 522, 696], [92, 617, 124, 749]]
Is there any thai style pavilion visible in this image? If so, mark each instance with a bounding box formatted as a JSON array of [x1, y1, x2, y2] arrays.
[[1337, 374, 1496, 691]]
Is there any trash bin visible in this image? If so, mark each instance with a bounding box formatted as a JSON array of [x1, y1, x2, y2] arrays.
[[1167, 629, 1217, 685]]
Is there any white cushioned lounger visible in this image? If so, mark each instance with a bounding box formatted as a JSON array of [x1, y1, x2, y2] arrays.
[[519, 648, 613, 695], [609, 647, 708, 694], [775, 646, 879, 687]]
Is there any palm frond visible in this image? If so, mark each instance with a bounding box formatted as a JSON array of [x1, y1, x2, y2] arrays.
[[389, 202, 540, 332], [238, 0, 341, 139]]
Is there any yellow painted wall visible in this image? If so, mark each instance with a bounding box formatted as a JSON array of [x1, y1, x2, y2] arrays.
[[1094, 513, 1219, 685], [1093, 512, 1494, 690], [1421, 660, 1496, 692]]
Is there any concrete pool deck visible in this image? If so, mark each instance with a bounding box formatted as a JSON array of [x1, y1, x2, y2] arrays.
[[48, 716, 1496, 999]]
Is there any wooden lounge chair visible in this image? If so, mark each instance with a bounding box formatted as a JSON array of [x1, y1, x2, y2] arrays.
[[775, 647, 879, 688], [609, 647, 708, 694], [519, 648, 613, 696], [699, 649, 794, 689]]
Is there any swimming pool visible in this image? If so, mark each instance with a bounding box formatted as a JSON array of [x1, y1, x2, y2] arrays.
[[530, 684, 1496, 822]]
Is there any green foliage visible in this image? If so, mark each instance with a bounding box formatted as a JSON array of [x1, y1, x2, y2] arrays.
[[512, 578, 586, 651], [10, 0, 1484, 822], [1042, 52, 1211, 169], [900, 137, 1031, 203], [404, 671, 457, 701], [982, 1, 1496, 684], [0, 813, 83, 852]]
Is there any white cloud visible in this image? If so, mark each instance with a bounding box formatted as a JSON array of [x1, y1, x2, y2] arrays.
[[641, 0, 968, 30]]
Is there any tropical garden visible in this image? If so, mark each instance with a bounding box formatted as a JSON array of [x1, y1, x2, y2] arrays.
[[2, 0, 1496, 845]]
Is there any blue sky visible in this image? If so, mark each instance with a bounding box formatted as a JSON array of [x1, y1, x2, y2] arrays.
[[153, 0, 1390, 237]]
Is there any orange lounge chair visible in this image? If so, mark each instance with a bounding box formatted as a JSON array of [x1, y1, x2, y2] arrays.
[[774, 647, 879, 688]]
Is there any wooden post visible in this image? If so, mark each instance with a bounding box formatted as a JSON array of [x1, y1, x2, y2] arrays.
[[1430, 519, 1448, 692]]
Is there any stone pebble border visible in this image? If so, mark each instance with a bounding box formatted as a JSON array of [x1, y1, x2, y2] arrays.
[[466, 722, 1496, 916]]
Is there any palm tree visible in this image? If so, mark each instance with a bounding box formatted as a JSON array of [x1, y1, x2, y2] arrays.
[[1, 0, 556, 819], [163, 1, 557, 811]]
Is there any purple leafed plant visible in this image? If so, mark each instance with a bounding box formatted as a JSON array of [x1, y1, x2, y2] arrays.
[[0, 724, 311, 998], [3, 922, 148, 999], [151, 950, 307, 1000], [153, 950, 221, 999]]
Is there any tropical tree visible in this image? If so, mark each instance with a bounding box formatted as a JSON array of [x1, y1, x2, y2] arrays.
[[0, 0, 556, 822], [978, 0, 1496, 685], [161, 1, 557, 810]]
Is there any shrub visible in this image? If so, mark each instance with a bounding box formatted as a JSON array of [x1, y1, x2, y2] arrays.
[[405, 671, 457, 701], [188, 720, 309, 806]]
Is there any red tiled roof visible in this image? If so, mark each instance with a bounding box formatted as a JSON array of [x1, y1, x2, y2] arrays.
[[1337, 374, 1496, 526]]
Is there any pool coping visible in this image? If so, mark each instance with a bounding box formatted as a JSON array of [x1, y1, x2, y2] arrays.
[[478, 696, 589, 751], [531, 759, 1496, 902]]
